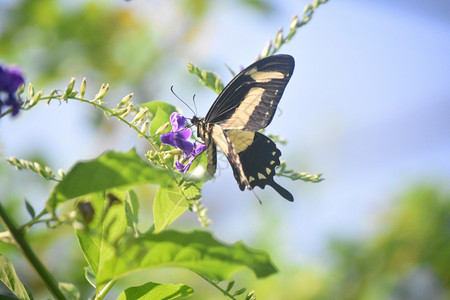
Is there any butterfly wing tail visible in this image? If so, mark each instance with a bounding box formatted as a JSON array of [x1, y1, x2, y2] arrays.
[[268, 179, 294, 202]]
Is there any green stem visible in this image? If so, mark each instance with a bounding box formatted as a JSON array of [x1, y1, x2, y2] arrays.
[[0, 202, 67, 300], [94, 280, 116, 300], [196, 273, 237, 299]]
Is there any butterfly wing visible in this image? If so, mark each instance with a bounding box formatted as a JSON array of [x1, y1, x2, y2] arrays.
[[205, 55, 294, 131], [210, 127, 294, 201], [193, 54, 295, 201]]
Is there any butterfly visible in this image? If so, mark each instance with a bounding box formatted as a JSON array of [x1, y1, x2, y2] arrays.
[[191, 54, 295, 201]]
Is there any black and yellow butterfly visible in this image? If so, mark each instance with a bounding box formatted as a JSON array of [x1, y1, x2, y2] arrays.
[[191, 54, 295, 201]]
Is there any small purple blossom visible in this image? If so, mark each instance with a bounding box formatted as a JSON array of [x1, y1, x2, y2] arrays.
[[0, 64, 25, 116], [160, 112, 194, 154], [175, 142, 207, 173], [160, 112, 206, 173]]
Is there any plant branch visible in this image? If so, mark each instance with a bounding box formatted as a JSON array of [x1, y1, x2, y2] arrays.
[[196, 273, 237, 299], [94, 280, 116, 300], [0, 202, 67, 300]]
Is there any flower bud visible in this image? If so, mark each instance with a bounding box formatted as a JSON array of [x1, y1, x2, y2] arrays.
[[154, 122, 170, 135], [131, 107, 148, 124], [80, 77, 87, 98], [290, 15, 299, 31], [118, 93, 133, 107], [29, 90, 43, 106], [44, 166, 55, 177], [17, 83, 25, 95], [120, 104, 133, 118], [93, 83, 109, 101], [28, 83, 34, 98], [274, 28, 283, 49], [57, 169, 65, 179], [66, 77, 76, 95], [261, 40, 272, 58], [139, 120, 149, 137], [112, 106, 128, 115]]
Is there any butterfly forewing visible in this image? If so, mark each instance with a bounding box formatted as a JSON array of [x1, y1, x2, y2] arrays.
[[205, 55, 294, 131]]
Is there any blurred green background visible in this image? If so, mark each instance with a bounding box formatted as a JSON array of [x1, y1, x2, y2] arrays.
[[1, 0, 449, 299]]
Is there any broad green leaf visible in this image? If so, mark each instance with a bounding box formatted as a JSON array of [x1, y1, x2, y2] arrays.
[[96, 230, 278, 285], [47, 149, 176, 212], [153, 186, 190, 233], [75, 191, 127, 278], [117, 282, 193, 300], [59, 282, 80, 300], [149, 106, 171, 136], [0, 254, 31, 300]]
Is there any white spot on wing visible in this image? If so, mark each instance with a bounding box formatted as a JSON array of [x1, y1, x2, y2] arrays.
[[245, 68, 285, 83]]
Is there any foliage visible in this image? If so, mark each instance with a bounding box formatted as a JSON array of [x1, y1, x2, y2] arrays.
[[321, 187, 450, 300], [0, 0, 327, 299]]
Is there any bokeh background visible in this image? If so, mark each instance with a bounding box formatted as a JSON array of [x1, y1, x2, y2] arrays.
[[1, 0, 449, 299]]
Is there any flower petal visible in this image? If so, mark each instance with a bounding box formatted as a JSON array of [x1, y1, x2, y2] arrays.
[[177, 127, 192, 141], [170, 112, 186, 132], [160, 132, 176, 147], [0, 64, 24, 117], [175, 161, 189, 173], [192, 142, 207, 155], [174, 136, 194, 154]]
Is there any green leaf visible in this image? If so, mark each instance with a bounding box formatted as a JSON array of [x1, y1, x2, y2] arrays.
[[75, 191, 127, 278], [142, 101, 175, 136], [117, 282, 193, 300], [153, 186, 190, 233], [141, 101, 177, 117], [84, 267, 96, 288], [149, 106, 171, 137], [0, 254, 31, 300], [59, 282, 80, 300], [242, 0, 274, 13], [96, 230, 278, 285], [125, 190, 140, 235], [186, 63, 224, 94], [24, 199, 35, 219], [47, 149, 176, 213]]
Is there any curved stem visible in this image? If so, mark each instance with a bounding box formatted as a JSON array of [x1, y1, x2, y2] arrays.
[[94, 280, 116, 300], [0, 202, 67, 300], [196, 273, 237, 299]]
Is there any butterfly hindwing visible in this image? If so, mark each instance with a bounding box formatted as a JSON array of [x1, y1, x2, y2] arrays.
[[228, 131, 293, 201]]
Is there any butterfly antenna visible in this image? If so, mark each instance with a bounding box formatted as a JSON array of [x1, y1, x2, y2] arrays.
[[170, 86, 196, 116], [192, 94, 198, 115]]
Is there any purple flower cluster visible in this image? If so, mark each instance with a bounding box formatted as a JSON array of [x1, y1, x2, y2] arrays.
[[160, 112, 206, 173], [0, 64, 24, 116]]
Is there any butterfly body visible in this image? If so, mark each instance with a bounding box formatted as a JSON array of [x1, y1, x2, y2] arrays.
[[191, 54, 295, 201]]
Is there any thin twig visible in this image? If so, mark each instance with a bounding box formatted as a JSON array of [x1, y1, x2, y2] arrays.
[[0, 202, 67, 300]]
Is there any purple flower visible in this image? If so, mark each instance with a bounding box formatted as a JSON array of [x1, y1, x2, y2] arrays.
[[160, 112, 206, 173], [175, 142, 207, 173], [161, 112, 194, 154], [0, 64, 25, 116]]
